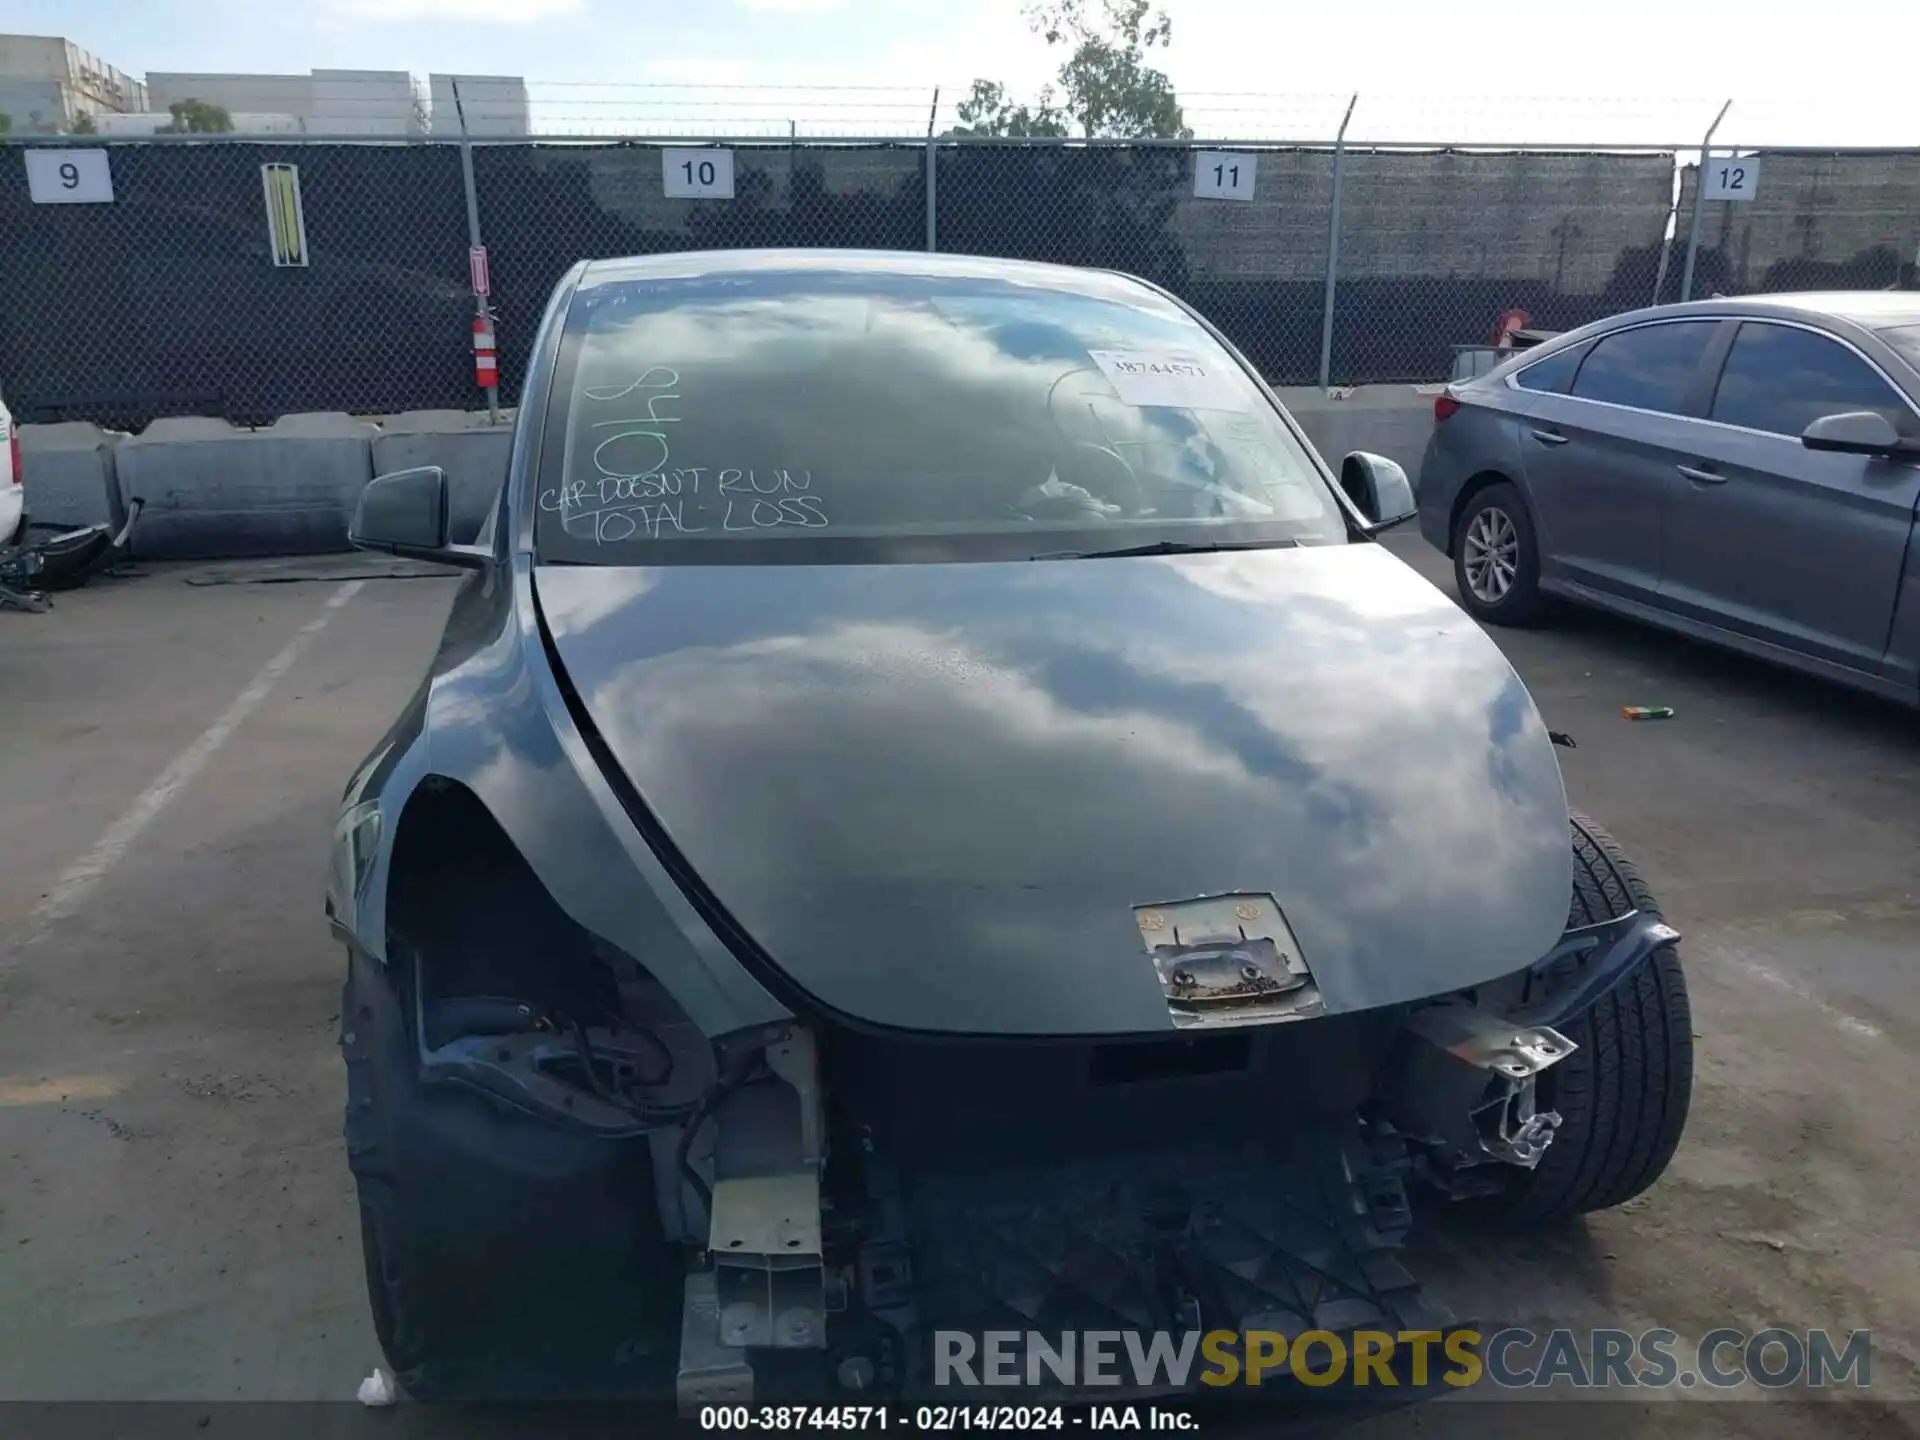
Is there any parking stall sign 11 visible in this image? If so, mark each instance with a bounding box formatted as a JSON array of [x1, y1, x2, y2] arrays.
[[1193, 151, 1256, 202]]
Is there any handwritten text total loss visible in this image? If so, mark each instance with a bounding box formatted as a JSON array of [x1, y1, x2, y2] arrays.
[[540, 468, 829, 542]]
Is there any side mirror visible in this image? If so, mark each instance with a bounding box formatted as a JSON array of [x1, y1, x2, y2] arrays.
[[1801, 411, 1905, 456], [349, 466, 488, 568], [1340, 451, 1418, 530]]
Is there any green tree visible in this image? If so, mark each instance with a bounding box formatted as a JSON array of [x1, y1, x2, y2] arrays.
[[958, 0, 1189, 140], [164, 99, 234, 134], [952, 80, 1068, 138], [70, 111, 97, 134], [0, 114, 11, 136]]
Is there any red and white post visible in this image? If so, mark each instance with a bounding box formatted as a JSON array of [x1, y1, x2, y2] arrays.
[[472, 314, 498, 392]]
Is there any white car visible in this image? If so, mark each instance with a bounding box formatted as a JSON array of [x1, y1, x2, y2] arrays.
[[0, 390, 22, 548]]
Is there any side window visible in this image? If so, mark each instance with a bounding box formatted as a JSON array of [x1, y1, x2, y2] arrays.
[[1710, 322, 1909, 437], [1570, 321, 1719, 414], [1514, 345, 1584, 394]]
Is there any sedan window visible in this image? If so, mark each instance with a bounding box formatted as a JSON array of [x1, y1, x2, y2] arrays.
[[1513, 345, 1583, 394], [1570, 321, 1719, 414], [1710, 322, 1912, 437]]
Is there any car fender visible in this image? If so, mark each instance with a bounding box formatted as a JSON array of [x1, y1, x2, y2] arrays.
[[328, 556, 791, 1043]]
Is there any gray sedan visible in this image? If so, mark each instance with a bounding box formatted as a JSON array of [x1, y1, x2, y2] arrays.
[[1416, 293, 1920, 703]]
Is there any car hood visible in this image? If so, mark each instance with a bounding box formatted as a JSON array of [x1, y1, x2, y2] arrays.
[[534, 544, 1570, 1035]]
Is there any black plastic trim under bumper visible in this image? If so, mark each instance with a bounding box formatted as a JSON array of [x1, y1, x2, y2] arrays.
[[1512, 908, 1681, 1030]]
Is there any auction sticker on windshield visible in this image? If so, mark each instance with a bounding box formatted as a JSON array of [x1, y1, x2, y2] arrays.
[[1087, 349, 1251, 412]]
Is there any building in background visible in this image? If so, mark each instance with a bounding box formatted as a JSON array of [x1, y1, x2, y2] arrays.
[[94, 110, 305, 135], [429, 74, 531, 136], [2, 38, 526, 138], [147, 69, 427, 135], [0, 33, 146, 133]]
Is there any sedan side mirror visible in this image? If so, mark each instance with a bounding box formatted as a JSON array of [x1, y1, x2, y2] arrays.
[[1340, 451, 1418, 530], [1801, 411, 1907, 457], [350, 466, 488, 569]]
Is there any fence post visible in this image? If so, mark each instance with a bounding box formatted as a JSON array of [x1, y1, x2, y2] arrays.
[[1650, 185, 1681, 306], [1317, 93, 1358, 390], [1679, 98, 1732, 304], [452, 79, 500, 424], [925, 87, 940, 253]]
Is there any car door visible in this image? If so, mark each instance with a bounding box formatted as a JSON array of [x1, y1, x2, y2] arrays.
[[1517, 318, 1726, 603], [1658, 319, 1920, 674]]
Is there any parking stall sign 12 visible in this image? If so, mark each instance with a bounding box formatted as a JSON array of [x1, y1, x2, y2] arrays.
[[1701, 154, 1760, 202]]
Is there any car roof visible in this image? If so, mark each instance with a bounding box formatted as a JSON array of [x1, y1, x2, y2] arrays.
[[576, 247, 1156, 297], [1618, 292, 1920, 332]]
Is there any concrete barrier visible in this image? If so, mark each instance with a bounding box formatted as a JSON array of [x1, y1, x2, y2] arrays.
[[371, 410, 515, 544], [1279, 386, 1440, 480], [18, 422, 127, 531], [116, 413, 376, 561]]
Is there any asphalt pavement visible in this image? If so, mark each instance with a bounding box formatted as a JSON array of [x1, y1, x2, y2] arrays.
[[0, 536, 1913, 1437]]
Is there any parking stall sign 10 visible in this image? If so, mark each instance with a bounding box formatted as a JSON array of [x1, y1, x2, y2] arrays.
[[664, 148, 736, 200]]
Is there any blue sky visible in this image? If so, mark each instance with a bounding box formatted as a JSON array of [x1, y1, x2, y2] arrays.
[[1, 0, 1911, 144]]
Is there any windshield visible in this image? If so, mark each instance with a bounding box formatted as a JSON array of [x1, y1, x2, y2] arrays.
[[533, 268, 1347, 564]]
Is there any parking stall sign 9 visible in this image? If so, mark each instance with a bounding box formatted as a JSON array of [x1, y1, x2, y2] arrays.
[[24, 148, 113, 204]]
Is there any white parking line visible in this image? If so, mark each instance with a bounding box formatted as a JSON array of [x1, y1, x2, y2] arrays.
[[4, 580, 365, 963], [1721, 950, 1884, 1042]]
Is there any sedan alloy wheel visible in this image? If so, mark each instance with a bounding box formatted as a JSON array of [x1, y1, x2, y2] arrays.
[[1463, 506, 1519, 603]]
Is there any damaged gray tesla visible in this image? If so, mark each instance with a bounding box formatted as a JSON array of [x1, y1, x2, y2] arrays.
[[328, 251, 1692, 1407]]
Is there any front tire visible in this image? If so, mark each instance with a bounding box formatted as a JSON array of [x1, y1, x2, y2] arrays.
[[1452, 482, 1546, 626], [342, 943, 677, 1400], [1490, 814, 1694, 1223]]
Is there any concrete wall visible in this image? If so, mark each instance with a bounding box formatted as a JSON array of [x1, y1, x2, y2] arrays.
[[0, 76, 69, 132], [116, 414, 376, 561], [370, 410, 515, 543], [429, 74, 529, 136], [0, 34, 68, 79], [311, 69, 420, 136], [18, 387, 1435, 559], [19, 421, 124, 531], [147, 72, 311, 119], [1280, 385, 1439, 480]]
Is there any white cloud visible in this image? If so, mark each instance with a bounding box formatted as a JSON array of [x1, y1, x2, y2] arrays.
[[323, 0, 579, 21], [736, 0, 849, 10], [645, 58, 760, 86]]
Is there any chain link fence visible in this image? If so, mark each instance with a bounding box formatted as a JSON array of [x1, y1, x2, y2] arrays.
[[2, 134, 1918, 429], [1668, 151, 1920, 301], [1330, 150, 1678, 382], [0, 141, 473, 428], [474, 142, 926, 399]]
